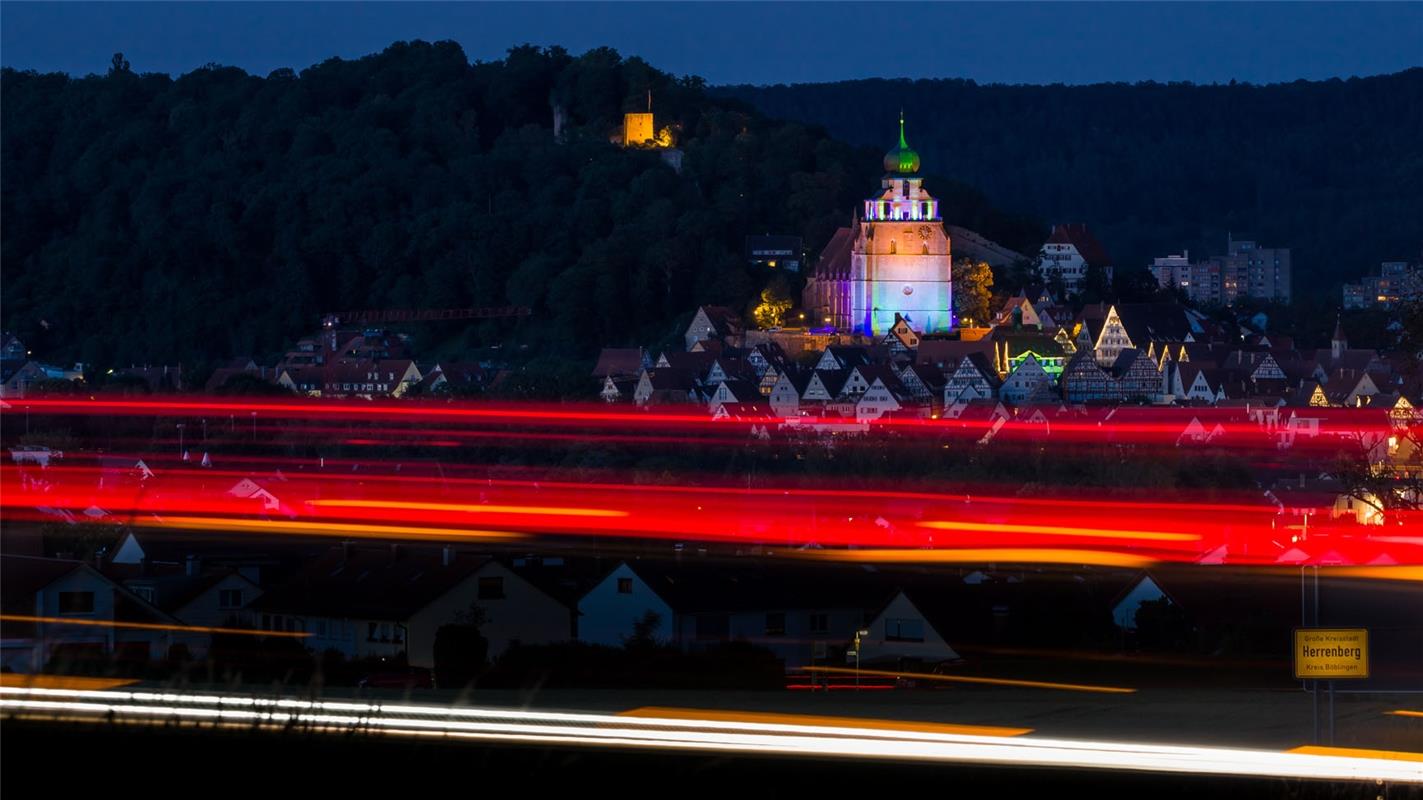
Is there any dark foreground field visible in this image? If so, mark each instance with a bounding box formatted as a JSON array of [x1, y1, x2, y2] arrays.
[[1, 716, 1412, 799]]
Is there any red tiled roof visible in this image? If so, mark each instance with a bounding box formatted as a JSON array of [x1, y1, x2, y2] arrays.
[[1046, 223, 1112, 267]]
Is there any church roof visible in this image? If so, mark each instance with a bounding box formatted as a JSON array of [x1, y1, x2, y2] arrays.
[[882, 113, 921, 175], [813, 227, 855, 280]]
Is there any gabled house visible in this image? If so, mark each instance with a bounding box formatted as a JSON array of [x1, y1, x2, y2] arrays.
[[121, 569, 262, 634], [943, 353, 1001, 405], [1171, 364, 1227, 404], [1078, 304, 1135, 367], [0, 360, 49, 398], [999, 353, 1057, 406], [576, 562, 676, 647], [627, 562, 958, 671], [709, 379, 762, 416], [600, 376, 636, 403], [855, 377, 905, 421], [815, 346, 871, 372], [1061, 349, 1120, 403], [895, 363, 947, 402], [634, 368, 696, 406], [993, 293, 1057, 330], [1038, 223, 1114, 293], [769, 371, 811, 417], [803, 370, 850, 403], [1112, 348, 1162, 402], [250, 546, 574, 668], [879, 314, 921, 353], [684, 306, 743, 350], [2, 555, 201, 673]]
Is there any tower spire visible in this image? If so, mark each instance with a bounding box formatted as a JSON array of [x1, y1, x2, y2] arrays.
[[898, 110, 907, 149]]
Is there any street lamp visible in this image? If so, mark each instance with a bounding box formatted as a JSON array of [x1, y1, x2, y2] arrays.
[[853, 628, 869, 690]]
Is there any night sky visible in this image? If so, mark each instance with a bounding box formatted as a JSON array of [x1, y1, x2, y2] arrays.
[[2, 1, 1420, 86]]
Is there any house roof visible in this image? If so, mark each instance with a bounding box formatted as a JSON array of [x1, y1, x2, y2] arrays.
[[1045, 223, 1112, 266], [714, 379, 761, 402], [825, 346, 872, 369], [625, 560, 900, 615], [660, 351, 717, 374], [916, 339, 993, 369], [696, 306, 743, 338], [250, 545, 494, 621], [2, 555, 85, 617], [905, 363, 948, 390], [810, 369, 850, 397], [955, 352, 1003, 388], [644, 368, 697, 391], [1, 554, 177, 636], [993, 331, 1067, 358], [591, 348, 645, 378], [1116, 303, 1196, 344]]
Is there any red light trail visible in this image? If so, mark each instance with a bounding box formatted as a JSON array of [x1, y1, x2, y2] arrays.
[[3, 397, 1417, 568]]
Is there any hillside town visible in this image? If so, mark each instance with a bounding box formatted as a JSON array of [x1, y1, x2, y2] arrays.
[[2, 112, 1419, 696]]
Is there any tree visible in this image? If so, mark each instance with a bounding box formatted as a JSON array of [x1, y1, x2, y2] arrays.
[[1335, 429, 1422, 526], [108, 53, 131, 77], [1080, 262, 1112, 304], [1133, 598, 1191, 652], [625, 610, 663, 650], [952, 258, 994, 326], [1114, 268, 1165, 304], [432, 604, 489, 690], [751, 276, 793, 329]]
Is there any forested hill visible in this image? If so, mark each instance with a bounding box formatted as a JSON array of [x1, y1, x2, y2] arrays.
[[1, 42, 1040, 371], [718, 71, 1423, 294]]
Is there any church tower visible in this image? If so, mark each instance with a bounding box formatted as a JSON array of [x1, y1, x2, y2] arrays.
[[847, 115, 953, 335]]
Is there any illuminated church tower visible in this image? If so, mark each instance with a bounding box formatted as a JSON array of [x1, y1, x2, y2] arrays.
[[806, 116, 953, 336]]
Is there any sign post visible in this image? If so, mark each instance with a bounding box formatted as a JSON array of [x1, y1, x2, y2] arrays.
[[1294, 628, 1369, 745]]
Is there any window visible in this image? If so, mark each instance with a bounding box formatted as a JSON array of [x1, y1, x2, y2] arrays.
[[765, 612, 786, 636], [58, 591, 94, 614], [885, 618, 925, 642], [218, 589, 242, 609], [617, 577, 633, 594], [131, 586, 156, 603], [478, 576, 505, 600], [809, 613, 829, 633]]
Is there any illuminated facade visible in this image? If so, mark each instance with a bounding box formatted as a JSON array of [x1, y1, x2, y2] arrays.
[[623, 112, 655, 147], [805, 116, 953, 336]]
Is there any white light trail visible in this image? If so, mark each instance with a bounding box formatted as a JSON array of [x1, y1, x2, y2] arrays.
[[1, 687, 1418, 783]]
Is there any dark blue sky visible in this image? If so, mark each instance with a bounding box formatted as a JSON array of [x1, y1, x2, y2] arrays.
[[3, 2, 1420, 86]]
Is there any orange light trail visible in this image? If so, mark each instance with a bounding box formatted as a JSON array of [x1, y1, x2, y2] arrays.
[[0, 614, 312, 639], [917, 520, 1200, 542], [803, 665, 1136, 694], [144, 515, 526, 543], [796, 548, 1159, 568], [308, 499, 629, 518]]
